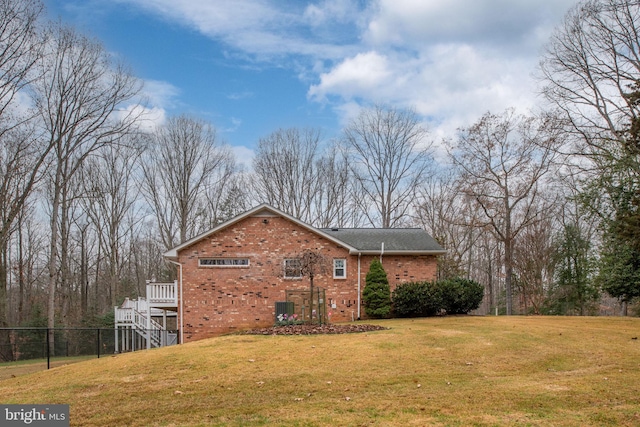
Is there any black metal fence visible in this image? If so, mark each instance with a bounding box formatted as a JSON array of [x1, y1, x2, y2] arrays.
[[0, 328, 176, 370]]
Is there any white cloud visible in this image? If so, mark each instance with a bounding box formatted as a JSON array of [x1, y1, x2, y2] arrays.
[[308, 51, 392, 101], [118, 0, 357, 60], [118, 0, 580, 139], [307, 0, 578, 138], [142, 79, 181, 110], [118, 104, 167, 133], [121, 79, 181, 131], [364, 0, 576, 51], [303, 0, 362, 25], [223, 117, 242, 133], [231, 145, 255, 170], [310, 43, 538, 138]]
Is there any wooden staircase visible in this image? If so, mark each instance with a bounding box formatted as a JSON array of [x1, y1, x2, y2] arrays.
[[114, 281, 178, 351]]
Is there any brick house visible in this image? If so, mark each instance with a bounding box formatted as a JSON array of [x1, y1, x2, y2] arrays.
[[161, 204, 445, 342]]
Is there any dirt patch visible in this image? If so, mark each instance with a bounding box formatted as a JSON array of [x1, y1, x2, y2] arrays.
[[243, 323, 388, 335]]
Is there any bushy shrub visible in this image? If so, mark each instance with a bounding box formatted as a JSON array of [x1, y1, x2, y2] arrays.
[[438, 278, 484, 314], [362, 259, 392, 318], [391, 277, 484, 317], [392, 281, 442, 317]]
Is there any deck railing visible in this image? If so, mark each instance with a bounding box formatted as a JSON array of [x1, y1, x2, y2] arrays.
[[115, 307, 133, 324], [146, 281, 177, 305], [114, 281, 178, 350]]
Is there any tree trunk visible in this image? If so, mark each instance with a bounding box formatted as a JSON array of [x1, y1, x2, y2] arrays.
[[59, 184, 70, 326], [0, 243, 13, 361], [309, 273, 314, 323], [47, 176, 61, 350], [17, 221, 24, 324], [0, 241, 8, 328], [80, 226, 88, 318], [505, 245, 513, 316]]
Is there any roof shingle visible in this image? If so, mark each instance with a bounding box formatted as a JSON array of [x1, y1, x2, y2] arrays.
[[321, 228, 445, 253]]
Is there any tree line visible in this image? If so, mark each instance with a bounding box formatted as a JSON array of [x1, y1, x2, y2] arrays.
[[1, 0, 639, 335]]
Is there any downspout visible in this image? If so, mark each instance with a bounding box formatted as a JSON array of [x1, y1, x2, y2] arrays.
[[357, 252, 361, 320], [380, 242, 384, 263], [146, 302, 151, 350], [167, 260, 183, 345]]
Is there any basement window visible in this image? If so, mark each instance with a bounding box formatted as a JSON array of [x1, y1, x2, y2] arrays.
[[199, 258, 249, 267]]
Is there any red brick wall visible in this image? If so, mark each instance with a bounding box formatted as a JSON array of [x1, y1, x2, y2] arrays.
[[176, 214, 438, 341]]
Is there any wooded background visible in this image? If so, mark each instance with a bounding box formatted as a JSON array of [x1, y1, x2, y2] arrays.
[[2, 0, 639, 331]]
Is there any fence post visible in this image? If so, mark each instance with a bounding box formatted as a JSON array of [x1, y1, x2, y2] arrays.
[[97, 329, 101, 359]]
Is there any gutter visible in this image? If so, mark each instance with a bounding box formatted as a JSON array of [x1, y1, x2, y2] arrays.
[[357, 252, 361, 320]]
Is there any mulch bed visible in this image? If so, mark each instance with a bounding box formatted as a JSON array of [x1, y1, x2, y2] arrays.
[[243, 323, 388, 335]]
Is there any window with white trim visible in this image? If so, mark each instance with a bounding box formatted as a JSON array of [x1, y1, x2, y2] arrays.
[[284, 259, 302, 278], [199, 258, 249, 267], [333, 258, 346, 278]]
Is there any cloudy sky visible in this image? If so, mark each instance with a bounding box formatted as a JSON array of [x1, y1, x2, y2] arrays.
[[44, 0, 579, 164]]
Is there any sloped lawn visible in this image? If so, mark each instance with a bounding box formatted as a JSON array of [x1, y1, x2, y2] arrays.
[[2, 316, 639, 426]]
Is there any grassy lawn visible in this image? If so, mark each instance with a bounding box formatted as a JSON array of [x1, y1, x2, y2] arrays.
[[1, 316, 639, 426], [0, 356, 97, 381]]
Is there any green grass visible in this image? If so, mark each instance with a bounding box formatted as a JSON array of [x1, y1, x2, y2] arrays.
[[2, 316, 640, 426]]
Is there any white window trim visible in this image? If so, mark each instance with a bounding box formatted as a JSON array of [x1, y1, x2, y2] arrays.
[[199, 258, 250, 267], [333, 258, 346, 279], [284, 259, 302, 279]]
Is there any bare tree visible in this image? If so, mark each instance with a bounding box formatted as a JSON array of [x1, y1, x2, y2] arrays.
[[0, 0, 42, 128], [342, 104, 431, 228], [0, 0, 43, 329], [309, 144, 353, 228], [141, 115, 235, 249], [414, 169, 482, 280], [7, 200, 46, 325], [129, 220, 173, 291], [253, 128, 353, 227], [448, 109, 560, 315], [548, 171, 600, 315], [512, 208, 556, 314], [289, 249, 330, 323], [33, 23, 141, 333], [540, 0, 640, 161], [80, 139, 144, 309], [539, 0, 640, 219], [253, 127, 320, 221], [211, 171, 253, 225], [539, 0, 640, 308]]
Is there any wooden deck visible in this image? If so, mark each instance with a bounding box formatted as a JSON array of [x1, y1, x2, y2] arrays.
[[114, 281, 178, 351]]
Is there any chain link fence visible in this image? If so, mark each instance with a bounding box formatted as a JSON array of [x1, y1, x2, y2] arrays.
[[0, 328, 177, 371]]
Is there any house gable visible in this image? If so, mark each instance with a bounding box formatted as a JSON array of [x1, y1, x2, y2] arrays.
[[165, 204, 443, 341], [164, 204, 358, 260], [174, 210, 358, 340]]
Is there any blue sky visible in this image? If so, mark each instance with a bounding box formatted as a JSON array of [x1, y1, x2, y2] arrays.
[[44, 0, 579, 165]]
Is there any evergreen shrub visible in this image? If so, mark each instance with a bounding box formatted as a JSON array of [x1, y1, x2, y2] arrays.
[[392, 277, 484, 317], [362, 259, 392, 318], [392, 281, 442, 317], [439, 278, 484, 314]]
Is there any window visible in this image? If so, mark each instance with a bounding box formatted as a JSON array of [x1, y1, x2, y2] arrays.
[[199, 258, 249, 267], [284, 259, 302, 278], [333, 259, 346, 278]]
